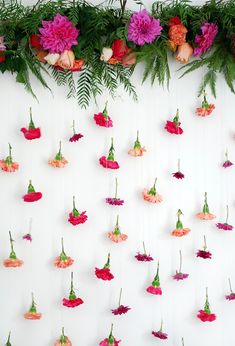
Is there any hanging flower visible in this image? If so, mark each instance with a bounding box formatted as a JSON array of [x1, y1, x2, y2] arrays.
[[62, 272, 84, 308], [111, 288, 131, 315], [21, 107, 41, 140], [0, 143, 19, 172], [0, 36, 6, 62], [3, 231, 24, 268], [172, 159, 185, 179], [54, 238, 74, 269], [216, 206, 233, 231], [106, 178, 124, 206], [69, 120, 83, 142], [55, 327, 72, 346], [22, 180, 42, 202], [5, 332, 12, 346], [95, 253, 114, 281], [171, 209, 190, 237], [146, 262, 162, 295], [99, 324, 121, 346], [39, 14, 79, 54], [24, 293, 42, 320], [165, 109, 183, 135], [94, 102, 113, 128], [175, 42, 193, 63], [68, 196, 88, 226], [107, 215, 128, 243], [223, 149, 233, 168], [196, 236, 212, 259], [48, 141, 68, 168], [196, 90, 215, 117], [23, 233, 32, 242], [143, 178, 163, 203], [196, 192, 216, 220], [135, 242, 154, 262], [225, 278, 235, 301], [128, 131, 146, 156], [173, 250, 189, 281], [194, 22, 218, 57], [99, 138, 119, 169], [152, 320, 168, 340], [197, 288, 216, 322], [128, 9, 162, 46]]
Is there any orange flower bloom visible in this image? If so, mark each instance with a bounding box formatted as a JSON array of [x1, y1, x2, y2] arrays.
[[175, 42, 193, 64], [3, 231, 23, 268], [143, 179, 163, 204], [48, 141, 68, 168], [0, 144, 19, 172], [168, 17, 188, 46], [54, 238, 74, 269], [55, 328, 72, 346], [171, 209, 190, 237], [196, 192, 216, 220], [35, 50, 47, 63], [128, 131, 146, 157], [107, 216, 128, 243], [24, 293, 42, 320]]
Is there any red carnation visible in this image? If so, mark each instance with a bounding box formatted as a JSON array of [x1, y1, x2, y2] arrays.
[[99, 138, 119, 169], [69, 120, 83, 142], [68, 196, 87, 226], [169, 16, 182, 26], [62, 272, 84, 308], [135, 242, 154, 262], [146, 262, 162, 295], [112, 39, 129, 62], [197, 288, 216, 322], [30, 34, 42, 49], [21, 107, 41, 140], [223, 150, 233, 168], [111, 288, 130, 315], [95, 253, 114, 281], [23, 180, 42, 202], [172, 158, 185, 179], [165, 109, 183, 135], [94, 102, 113, 128]]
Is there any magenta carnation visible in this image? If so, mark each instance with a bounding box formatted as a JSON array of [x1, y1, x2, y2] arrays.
[[194, 22, 218, 56], [39, 14, 79, 53], [128, 9, 162, 46]]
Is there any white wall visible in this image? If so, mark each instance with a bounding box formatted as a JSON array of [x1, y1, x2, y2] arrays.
[[1, 1, 235, 345]]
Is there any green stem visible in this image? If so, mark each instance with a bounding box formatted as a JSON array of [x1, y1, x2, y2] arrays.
[[118, 288, 122, 306], [143, 241, 147, 255], [72, 120, 76, 135], [73, 196, 76, 210], [104, 253, 110, 269], [203, 235, 207, 251], [9, 231, 14, 253], [179, 250, 182, 273], [115, 178, 118, 199], [103, 101, 108, 119], [8, 143, 12, 159], [203, 192, 209, 214], [225, 149, 228, 161], [176, 209, 183, 229], [71, 272, 74, 291], [30, 292, 37, 313], [226, 205, 229, 224], [178, 158, 181, 172], [160, 320, 163, 332], [229, 278, 233, 294], [61, 238, 65, 254], [182, 337, 184, 346]]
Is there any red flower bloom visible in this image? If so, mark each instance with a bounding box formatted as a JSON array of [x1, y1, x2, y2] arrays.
[[152, 331, 168, 340], [0, 55, 5, 63], [23, 180, 42, 202], [99, 324, 121, 346], [223, 150, 233, 168], [111, 305, 131, 315], [173, 272, 189, 281], [216, 222, 233, 231], [23, 233, 32, 242], [135, 242, 153, 262], [69, 120, 83, 142], [196, 250, 212, 259], [62, 272, 84, 308], [112, 39, 129, 62], [106, 198, 124, 206], [99, 138, 119, 169], [68, 196, 87, 226], [21, 107, 41, 140], [226, 293, 235, 301], [30, 34, 42, 48], [197, 310, 216, 322], [165, 109, 183, 135], [94, 102, 113, 128], [95, 253, 114, 281], [172, 161, 184, 179]]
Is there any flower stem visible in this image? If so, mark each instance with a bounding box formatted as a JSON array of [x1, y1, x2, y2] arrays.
[[182, 337, 184, 346], [109, 323, 114, 337], [59, 141, 62, 154], [61, 238, 65, 253], [118, 288, 122, 306], [153, 177, 157, 189], [203, 235, 207, 251], [226, 205, 229, 224], [143, 241, 147, 255], [160, 319, 163, 332], [7, 331, 11, 343], [71, 272, 74, 291], [73, 196, 76, 209], [137, 130, 139, 141], [116, 215, 119, 227], [179, 250, 182, 273], [9, 231, 14, 252], [8, 143, 12, 159], [229, 278, 233, 294], [225, 149, 228, 161], [72, 120, 76, 135], [178, 158, 181, 172], [115, 178, 118, 199]]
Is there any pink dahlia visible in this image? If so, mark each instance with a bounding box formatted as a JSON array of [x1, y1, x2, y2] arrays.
[[194, 22, 218, 57], [39, 14, 79, 53], [22, 233, 32, 242], [106, 178, 124, 206], [173, 272, 189, 281], [111, 304, 130, 315], [128, 9, 162, 46], [135, 242, 153, 262]]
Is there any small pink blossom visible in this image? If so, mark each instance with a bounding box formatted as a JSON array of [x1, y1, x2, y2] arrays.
[[22, 233, 32, 242], [226, 293, 235, 301], [143, 178, 163, 204], [146, 285, 162, 295], [111, 305, 131, 315], [99, 138, 119, 169], [173, 272, 189, 281], [106, 197, 124, 206], [135, 253, 154, 262], [216, 222, 233, 231], [223, 160, 233, 168], [152, 331, 168, 340], [172, 171, 184, 179]]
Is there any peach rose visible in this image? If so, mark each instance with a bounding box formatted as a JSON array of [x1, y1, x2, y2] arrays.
[[122, 50, 136, 66], [0, 161, 19, 172], [100, 47, 113, 62], [56, 50, 75, 70], [175, 42, 193, 64]]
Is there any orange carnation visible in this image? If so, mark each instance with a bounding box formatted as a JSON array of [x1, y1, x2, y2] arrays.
[[168, 17, 188, 46]]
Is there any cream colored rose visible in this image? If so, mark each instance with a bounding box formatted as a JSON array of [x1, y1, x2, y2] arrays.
[[100, 47, 113, 62], [56, 50, 75, 70], [175, 42, 193, 64], [44, 53, 60, 65]]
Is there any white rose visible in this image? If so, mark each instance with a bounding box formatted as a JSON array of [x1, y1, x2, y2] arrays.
[[100, 47, 113, 62], [44, 53, 60, 65]]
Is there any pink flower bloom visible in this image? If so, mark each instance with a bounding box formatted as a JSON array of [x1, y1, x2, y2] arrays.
[[94, 103, 113, 127], [63, 272, 84, 308], [128, 9, 162, 46], [95, 253, 114, 281], [99, 338, 121, 346], [128, 131, 146, 157], [152, 331, 168, 340], [143, 178, 163, 204], [197, 310, 216, 322], [0, 143, 19, 172], [99, 138, 119, 169], [54, 239, 74, 268], [196, 249, 212, 259], [172, 171, 184, 179], [55, 328, 72, 346], [68, 196, 87, 226], [24, 294, 42, 320], [216, 222, 233, 231], [226, 293, 235, 301], [107, 216, 128, 243], [22, 233, 32, 242], [223, 160, 233, 168], [194, 22, 218, 57], [173, 272, 189, 281], [165, 109, 183, 135], [23, 180, 42, 203], [111, 305, 131, 315], [171, 209, 190, 237], [196, 104, 215, 117], [3, 258, 24, 268], [106, 197, 124, 206], [69, 133, 83, 142], [146, 285, 162, 295], [135, 253, 154, 262], [21, 107, 41, 140], [196, 192, 216, 220], [39, 14, 79, 53], [48, 141, 68, 168]]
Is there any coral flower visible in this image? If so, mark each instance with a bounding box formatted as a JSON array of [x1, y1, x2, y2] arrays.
[[173, 251, 189, 281], [23, 180, 42, 202], [3, 231, 24, 268], [196, 91, 215, 117], [128, 131, 146, 156], [21, 107, 41, 140], [48, 141, 68, 168], [95, 253, 114, 281], [194, 22, 218, 57], [196, 192, 216, 220], [146, 262, 162, 295], [175, 42, 193, 63], [39, 14, 79, 54], [55, 327, 72, 346], [196, 236, 212, 259], [106, 178, 124, 206], [172, 159, 185, 179], [0, 143, 19, 172], [68, 196, 88, 226], [54, 238, 74, 269], [168, 17, 187, 47], [111, 288, 131, 315], [30, 34, 42, 48], [225, 278, 235, 301], [69, 120, 83, 142], [24, 293, 42, 320], [197, 288, 216, 322], [143, 178, 163, 203], [99, 138, 119, 169], [171, 209, 190, 237], [223, 149, 233, 168], [107, 215, 128, 243], [94, 102, 113, 127], [99, 324, 121, 346], [106, 39, 136, 66], [62, 272, 84, 308], [216, 206, 233, 231], [165, 109, 183, 135], [135, 242, 153, 262], [128, 9, 162, 46], [152, 320, 168, 340]]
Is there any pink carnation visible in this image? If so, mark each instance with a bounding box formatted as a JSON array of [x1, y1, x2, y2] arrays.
[[111, 305, 131, 315], [39, 14, 79, 53], [106, 197, 124, 206], [197, 309, 216, 322], [173, 272, 189, 281], [94, 112, 113, 128], [194, 22, 218, 57], [128, 9, 162, 46], [99, 338, 121, 346], [135, 253, 154, 262], [99, 156, 119, 169], [226, 293, 235, 301], [216, 222, 233, 231], [146, 285, 162, 295], [152, 331, 168, 340]]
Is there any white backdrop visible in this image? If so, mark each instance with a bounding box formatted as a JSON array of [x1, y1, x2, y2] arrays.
[[1, 1, 235, 345]]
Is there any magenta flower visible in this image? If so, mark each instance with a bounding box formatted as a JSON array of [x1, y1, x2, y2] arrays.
[[196, 236, 212, 259], [39, 14, 79, 53], [22, 233, 32, 242], [216, 206, 233, 231], [69, 120, 83, 142], [197, 288, 216, 322], [152, 320, 168, 340], [128, 9, 162, 46], [173, 251, 189, 281], [106, 178, 124, 206], [135, 242, 154, 262], [226, 278, 235, 301], [172, 159, 185, 179], [146, 262, 162, 295], [223, 150, 233, 168], [62, 273, 83, 308], [111, 289, 130, 315], [194, 22, 218, 56]]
